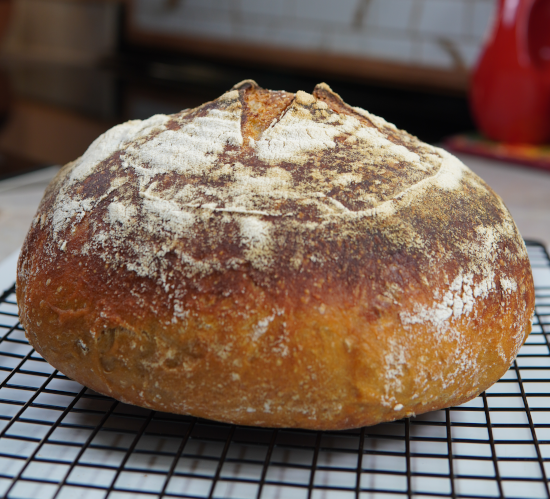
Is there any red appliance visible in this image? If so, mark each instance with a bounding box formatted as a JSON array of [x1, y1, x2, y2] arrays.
[[470, 0, 550, 144]]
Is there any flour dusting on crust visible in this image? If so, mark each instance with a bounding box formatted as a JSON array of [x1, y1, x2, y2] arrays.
[[38, 81, 530, 337]]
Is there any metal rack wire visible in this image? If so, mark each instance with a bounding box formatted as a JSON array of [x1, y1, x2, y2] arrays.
[[0, 241, 549, 499]]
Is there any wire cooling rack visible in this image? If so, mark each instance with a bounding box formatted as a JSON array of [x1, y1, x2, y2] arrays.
[[1, 241, 550, 499]]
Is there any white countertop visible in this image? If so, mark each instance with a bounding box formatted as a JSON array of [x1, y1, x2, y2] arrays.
[[0, 165, 60, 263], [0, 153, 549, 270]]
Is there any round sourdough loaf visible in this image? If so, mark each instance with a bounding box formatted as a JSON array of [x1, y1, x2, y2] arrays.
[[17, 81, 534, 430]]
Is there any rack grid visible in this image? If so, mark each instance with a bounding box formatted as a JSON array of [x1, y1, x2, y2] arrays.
[[0, 240, 549, 499]]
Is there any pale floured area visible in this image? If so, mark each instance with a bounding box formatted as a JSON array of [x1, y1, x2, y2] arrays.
[[37, 90, 524, 314], [3, 150, 549, 264], [46, 83, 466, 277]]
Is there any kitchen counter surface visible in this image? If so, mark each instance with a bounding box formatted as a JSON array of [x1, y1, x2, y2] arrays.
[[0, 166, 59, 262]]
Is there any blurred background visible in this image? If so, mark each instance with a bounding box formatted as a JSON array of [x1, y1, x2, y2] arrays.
[[0, 0, 550, 259], [0, 0, 492, 173]]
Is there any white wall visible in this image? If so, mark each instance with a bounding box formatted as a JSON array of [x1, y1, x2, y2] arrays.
[[133, 0, 496, 70]]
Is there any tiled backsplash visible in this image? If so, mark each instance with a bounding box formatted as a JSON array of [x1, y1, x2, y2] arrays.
[[132, 0, 496, 71]]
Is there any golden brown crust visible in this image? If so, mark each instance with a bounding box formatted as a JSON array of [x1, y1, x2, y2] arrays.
[[17, 81, 534, 429]]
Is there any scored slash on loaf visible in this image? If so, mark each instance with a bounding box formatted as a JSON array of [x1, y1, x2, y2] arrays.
[[16, 80, 534, 430]]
